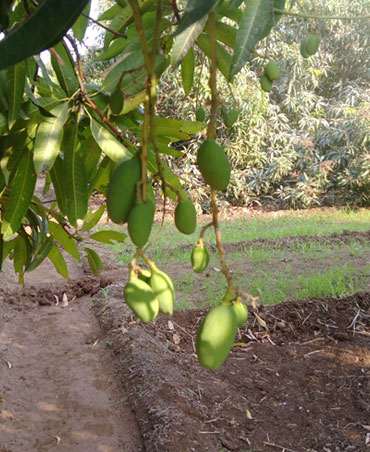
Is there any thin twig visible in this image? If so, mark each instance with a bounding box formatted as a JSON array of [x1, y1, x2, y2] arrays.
[[82, 13, 127, 38]]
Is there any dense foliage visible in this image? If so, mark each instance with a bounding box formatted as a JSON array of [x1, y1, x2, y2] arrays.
[[156, 0, 370, 209]]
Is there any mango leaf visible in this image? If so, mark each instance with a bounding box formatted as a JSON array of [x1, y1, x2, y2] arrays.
[[95, 38, 127, 62], [48, 244, 69, 279], [259, 0, 286, 40], [174, 0, 218, 37], [80, 205, 106, 232], [33, 102, 69, 174], [72, 1, 91, 41], [171, 15, 207, 66], [87, 156, 113, 196], [13, 234, 28, 284], [84, 247, 104, 274], [98, 3, 122, 21], [63, 123, 88, 226], [0, 112, 7, 135], [48, 221, 80, 260], [181, 48, 195, 96], [26, 236, 54, 272], [1, 150, 36, 240], [229, 0, 272, 80], [197, 33, 232, 79], [156, 117, 206, 140], [49, 155, 67, 215], [90, 118, 131, 163], [206, 20, 237, 48], [0, 0, 90, 70], [51, 48, 79, 97], [6, 60, 26, 128], [217, 2, 243, 23], [90, 230, 127, 245]]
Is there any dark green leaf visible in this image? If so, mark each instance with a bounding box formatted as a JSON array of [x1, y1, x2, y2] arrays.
[[0, 0, 90, 70], [229, 0, 272, 80], [6, 60, 26, 128], [26, 236, 54, 272], [72, 1, 91, 41], [84, 247, 104, 274], [1, 149, 36, 240], [63, 123, 88, 226], [49, 155, 67, 215], [197, 33, 232, 79]]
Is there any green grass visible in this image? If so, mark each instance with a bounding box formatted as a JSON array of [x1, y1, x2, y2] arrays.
[[102, 207, 370, 308]]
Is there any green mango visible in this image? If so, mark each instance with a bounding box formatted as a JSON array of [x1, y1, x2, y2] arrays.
[[107, 158, 141, 224], [128, 202, 154, 247], [224, 109, 238, 128], [149, 263, 175, 315], [195, 106, 206, 122], [260, 74, 272, 92], [306, 34, 320, 56], [231, 300, 248, 327], [197, 140, 231, 191], [191, 243, 209, 273], [123, 277, 159, 322], [300, 39, 310, 58], [196, 303, 237, 370], [174, 200, 197, 235], [109, 89, 124, 114], [264, 61, 280, 81]]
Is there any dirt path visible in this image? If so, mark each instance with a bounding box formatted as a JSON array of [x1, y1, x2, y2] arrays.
[[0, 295, 143, 452]]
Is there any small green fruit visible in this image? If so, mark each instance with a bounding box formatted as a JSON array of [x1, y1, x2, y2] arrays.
[[231, 301, 248, 327], [109, 89, 124, 114], [124, 277, 159, 322], [306, 34, 320, 56], [128, 202, 154, 248], [174, 200, 197, 235], [264, 61, 280, 81], [195, 106, 206, 122], [260, 74, 273, 92], [300, 39, 310, 58], [107, 158, 141, 224], [197, 141, 231, 191], [196, 303, 237, 370], [191, 244, 209, 273], [224, 109, 239, 128], [149, 263, 175, 315]]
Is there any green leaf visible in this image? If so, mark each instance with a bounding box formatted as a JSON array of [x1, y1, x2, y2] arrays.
[[48, 221, 80, 260], [90, 118, 131, 163], [6, 60, 26, 128], [90, 230, 127, 245], [229, 0, 272, 80], [48, 244, 69, 279], [63, 123, 88, 226], [0, 111, 7, 135], [171, 16, 207, 66], [80, 205, 106, 232], [1, 150, 36, 240], [181, 48, 195, 96], [84, 247, 104, 275], [87, 156, 113, 196], [13, 234, 28, 284], [98, 3, 122, 21], [51, 48, 79, 97], [26, 236, 54, 272], [72, 1, 91, 41], [0, 0, 90, 70], [49, 155, 67, 215], [33, 102, 69, 174], [197, 33, 232, 79], [259, 0, 286, 40], [174, 0, 218, 37]]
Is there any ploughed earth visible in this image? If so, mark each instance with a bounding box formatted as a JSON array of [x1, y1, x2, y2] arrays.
[[0, 229, 369, 452]]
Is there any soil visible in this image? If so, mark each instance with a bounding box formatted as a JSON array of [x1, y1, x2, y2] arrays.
[[0, 229, 369, 452]]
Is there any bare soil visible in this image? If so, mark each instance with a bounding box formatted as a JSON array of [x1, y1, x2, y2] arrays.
[[0, 229, 369, 452]]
